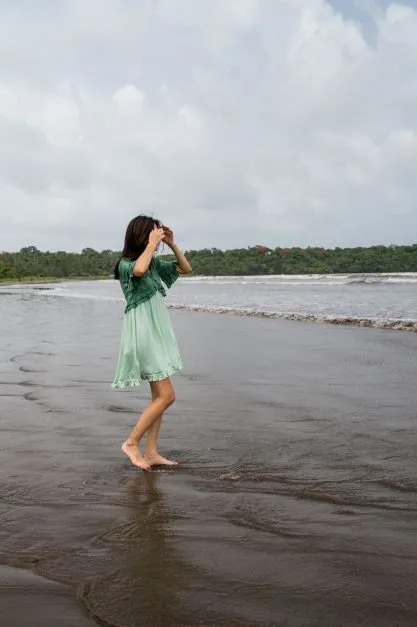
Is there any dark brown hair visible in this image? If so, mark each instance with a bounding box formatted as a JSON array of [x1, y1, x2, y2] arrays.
[[114, 214, 161, 279]]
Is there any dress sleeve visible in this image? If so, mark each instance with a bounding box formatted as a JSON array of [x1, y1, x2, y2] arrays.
[[118, 258, 136, 279], [153, 257, 179, 288]]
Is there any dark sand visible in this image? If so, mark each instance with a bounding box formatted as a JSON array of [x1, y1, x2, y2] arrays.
[[1, 292, 417, 626], [0, 565, 94, 627]]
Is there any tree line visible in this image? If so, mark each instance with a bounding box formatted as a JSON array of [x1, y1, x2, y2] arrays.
[[1, 244, 417, 281]]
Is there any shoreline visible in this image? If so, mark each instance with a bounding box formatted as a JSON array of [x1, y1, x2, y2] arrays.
[[168, 304, 417, 332], [0, 276, 109, 285]]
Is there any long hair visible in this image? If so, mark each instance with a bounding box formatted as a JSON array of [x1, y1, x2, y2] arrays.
[[114, 215, 162, 279]]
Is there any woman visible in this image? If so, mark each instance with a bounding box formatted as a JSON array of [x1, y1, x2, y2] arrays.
[[112, 215, 192, 470]]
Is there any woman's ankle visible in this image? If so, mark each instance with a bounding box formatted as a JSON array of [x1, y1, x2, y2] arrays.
[[124, 437, 139, 447]]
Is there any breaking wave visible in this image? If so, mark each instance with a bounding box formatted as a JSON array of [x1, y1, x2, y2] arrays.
[[168, 304, 417, 332], [186, 273, 417, 286]]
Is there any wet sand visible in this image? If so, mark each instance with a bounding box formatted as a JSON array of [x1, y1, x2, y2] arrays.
[[0, 565, 94, 627], [1, 292, 417, 626]]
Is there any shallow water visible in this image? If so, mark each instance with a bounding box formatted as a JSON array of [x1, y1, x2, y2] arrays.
[[2, 271, 417, 327], [1, 291, 417, 625]]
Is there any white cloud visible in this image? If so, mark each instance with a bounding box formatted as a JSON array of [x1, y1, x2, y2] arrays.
[[0, 0, 416, 251]]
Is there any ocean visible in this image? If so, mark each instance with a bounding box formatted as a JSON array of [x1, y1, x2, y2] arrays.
[[2, 272, 417, 331]]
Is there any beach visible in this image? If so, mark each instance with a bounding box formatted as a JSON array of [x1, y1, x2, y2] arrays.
[[1, 289, 417, 626]]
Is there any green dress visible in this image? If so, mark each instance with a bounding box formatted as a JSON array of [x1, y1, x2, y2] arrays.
[[112, 256, 183, 389]]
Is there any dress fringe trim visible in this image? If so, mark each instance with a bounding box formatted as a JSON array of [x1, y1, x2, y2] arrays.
[[112, 364, 182, 389]]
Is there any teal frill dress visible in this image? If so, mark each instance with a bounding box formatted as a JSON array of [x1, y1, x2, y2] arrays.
[[112, 256, 183, 389]]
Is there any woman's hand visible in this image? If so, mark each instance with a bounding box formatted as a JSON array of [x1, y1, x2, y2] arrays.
[[148, 226, 165, 250], [161, 226, 192, 274], [162, 225, 175, 247]]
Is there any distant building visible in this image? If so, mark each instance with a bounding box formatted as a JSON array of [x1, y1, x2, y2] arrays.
[[255, 245, 271, 254]]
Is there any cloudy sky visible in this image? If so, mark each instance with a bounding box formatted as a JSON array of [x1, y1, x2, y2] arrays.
[[0, 0, 416, 252]]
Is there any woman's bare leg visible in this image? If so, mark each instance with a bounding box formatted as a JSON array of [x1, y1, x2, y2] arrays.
[[121, 378, 175, 470], [144, 387, 162, 455], [144, 384, 178, 466]]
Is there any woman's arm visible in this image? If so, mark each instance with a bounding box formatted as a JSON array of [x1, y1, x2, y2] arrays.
[[168, 242, 192, 274], [133, 227, 165, 276], [163, 226, 192, 274]]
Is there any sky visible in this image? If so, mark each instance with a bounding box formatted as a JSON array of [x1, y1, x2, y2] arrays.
[[0, 0, 416, 252]]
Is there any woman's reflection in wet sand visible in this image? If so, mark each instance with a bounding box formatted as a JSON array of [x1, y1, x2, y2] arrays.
[[86, 471, 192, 627]]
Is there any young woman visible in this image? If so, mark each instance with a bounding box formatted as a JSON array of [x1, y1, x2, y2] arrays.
[[112, 215, 192, 470]]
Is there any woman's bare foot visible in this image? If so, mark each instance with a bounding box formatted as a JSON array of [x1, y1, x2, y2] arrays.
[[121, 440, 151, 471], [144, 452, 179, 467]]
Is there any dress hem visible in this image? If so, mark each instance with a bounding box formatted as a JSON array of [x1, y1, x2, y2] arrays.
[[111, 364, 183, 390]]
